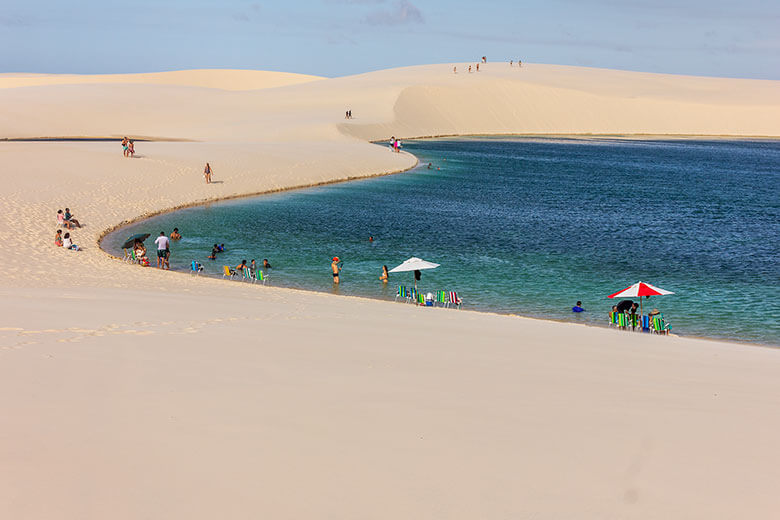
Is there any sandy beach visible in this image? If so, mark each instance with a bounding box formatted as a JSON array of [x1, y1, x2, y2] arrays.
[[2, 64, 780, 519]]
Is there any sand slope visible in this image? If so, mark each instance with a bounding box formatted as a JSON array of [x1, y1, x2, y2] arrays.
[[0, 69, 323, 90], [1, 65, 779, 519]]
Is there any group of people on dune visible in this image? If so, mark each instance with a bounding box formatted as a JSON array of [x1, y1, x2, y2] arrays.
[[54, 208, 82, 250]]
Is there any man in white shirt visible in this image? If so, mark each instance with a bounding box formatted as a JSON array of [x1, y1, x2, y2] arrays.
[[154, 231, 170, 268]]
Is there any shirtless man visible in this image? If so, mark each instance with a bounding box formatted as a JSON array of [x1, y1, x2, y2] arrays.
[[331, 257, 342, 284]]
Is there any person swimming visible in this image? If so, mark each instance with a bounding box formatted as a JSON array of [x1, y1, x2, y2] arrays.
[[572, 301, 585, 312], [379, 265, 389, 283]]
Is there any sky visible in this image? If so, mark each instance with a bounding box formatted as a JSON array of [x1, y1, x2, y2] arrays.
[[1, 0, 778, 79]]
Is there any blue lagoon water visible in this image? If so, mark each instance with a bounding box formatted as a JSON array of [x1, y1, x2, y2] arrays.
[[103, 137, 780, 345]]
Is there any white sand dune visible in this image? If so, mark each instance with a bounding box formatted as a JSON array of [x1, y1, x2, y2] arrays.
[[1, 64, 779, 519], [0, 68, 323, 90]]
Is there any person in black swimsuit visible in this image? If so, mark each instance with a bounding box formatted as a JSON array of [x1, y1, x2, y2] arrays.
[[331, 257, 341, 284]]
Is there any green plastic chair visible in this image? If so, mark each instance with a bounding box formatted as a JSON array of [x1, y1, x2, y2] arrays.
[[617, 313, 628, 330], [417, 292, 425, 305], [652, 315, 672, 335], [253, 269, 267, 285], [436, 290, 448, 307]]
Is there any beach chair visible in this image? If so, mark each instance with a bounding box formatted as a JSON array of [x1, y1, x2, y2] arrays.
[[629, 313, 639, 331], [417, 292, 425, 305], [222, 265, 237, 279], [616, 313, 628, 330], [123, 249, 132, 263], [395, 286, 409, 302], [448, 291, 462, 309], [652, 315, 672, 335], [409, 288, 419, 304], [253, 269, 268, 285], [191, 261, 203, 275], [241, 268, 253, 282], [641, 315, 651, 333], [436, 290, 448, 307]]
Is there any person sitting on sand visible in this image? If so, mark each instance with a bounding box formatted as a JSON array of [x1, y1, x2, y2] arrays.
[[572, 301, 585, 313], [134, 240, 146, 257], [262, 258, 272, 269], [62, 232, 79, 251], [379, 265, 389, 283], [171, 228, 181, 240], [331, 256, 342, 284], [54, 229, 63, 247], [64, 208, 81, 229], [57, 209, 66, 227]]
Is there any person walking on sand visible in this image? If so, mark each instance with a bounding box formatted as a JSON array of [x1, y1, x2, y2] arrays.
[[128, 140, 135, 157], [204, 162, 212, 184], [121, 137, 129, 157], [154, 231, 170, 269], [468, 65, 472, 73], [476, 63, 480, 72], [453, 66, 457, 74], [331, 256, 342, 284]]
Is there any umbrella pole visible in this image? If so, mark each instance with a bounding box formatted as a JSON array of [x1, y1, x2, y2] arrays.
[[640, 296, 644, 317]]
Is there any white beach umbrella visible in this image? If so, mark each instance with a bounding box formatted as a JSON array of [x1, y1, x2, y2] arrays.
[[389, 257, 440, 289]]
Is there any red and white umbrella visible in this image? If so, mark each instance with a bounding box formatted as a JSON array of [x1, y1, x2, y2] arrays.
[[608, 281, 674, 316]]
